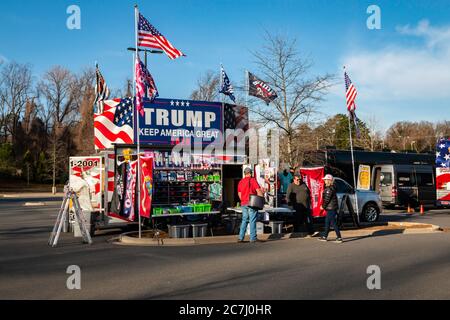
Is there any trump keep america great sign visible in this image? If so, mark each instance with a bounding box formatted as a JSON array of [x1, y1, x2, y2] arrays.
[[136, 98, 223, 146]]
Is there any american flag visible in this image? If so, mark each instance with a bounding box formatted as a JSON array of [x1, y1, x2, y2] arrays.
[[436, 138, 450, 203], [219, 66, 236, 103], [94, 98, 134, 150], [436, 138, 450, 168], [135, 56, 158, 116], [344, 71, 357, 112], [137, 13, 184, 60], [94, 64, 110, 114]]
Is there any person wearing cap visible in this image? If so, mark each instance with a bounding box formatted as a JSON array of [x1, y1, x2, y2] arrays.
[[286, 173, 319, 236], [318, 174, 343, 243], [237, 167, 263, 243]]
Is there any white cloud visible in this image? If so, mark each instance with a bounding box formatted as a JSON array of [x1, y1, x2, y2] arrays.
[[339, 20, 450, 102]]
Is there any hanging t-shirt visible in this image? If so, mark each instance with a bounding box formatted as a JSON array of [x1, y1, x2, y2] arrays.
[[209, 182, 222, 201]]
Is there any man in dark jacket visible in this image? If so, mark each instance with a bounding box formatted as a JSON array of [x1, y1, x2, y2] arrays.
[[286, 173, 319, 236], [318, 174, 343, 243]]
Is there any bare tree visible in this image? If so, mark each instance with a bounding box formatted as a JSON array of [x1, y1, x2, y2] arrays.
[[74, 68, 96, 155], [249, 33, 335, 164], [38, 66, 79, 192], [386, 121, 436, 152], [190, 70, 220, 102], [0, 62, 33, 143]]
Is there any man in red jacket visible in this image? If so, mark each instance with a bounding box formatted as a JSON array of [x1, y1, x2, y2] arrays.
[[237, 167, 263, 243]]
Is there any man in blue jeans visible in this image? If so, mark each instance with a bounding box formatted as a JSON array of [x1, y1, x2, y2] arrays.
[[318, 174, 343, 243], [237, 167, 263, 243]]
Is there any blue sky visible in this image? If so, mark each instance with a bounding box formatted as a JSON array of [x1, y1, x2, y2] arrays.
[[1, 0, 450, 131]]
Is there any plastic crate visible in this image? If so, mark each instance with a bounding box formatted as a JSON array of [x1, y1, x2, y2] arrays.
[[191, 223, 208, 237], [167, 224, 191, 238], [153, 208, 162, 215], [193, 204, 203, 212], [181, 206, 193, 213], [202, 204, 212, 212]]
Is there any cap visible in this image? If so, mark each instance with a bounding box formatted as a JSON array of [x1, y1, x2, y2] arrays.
[[294, 173, 302, 178], [244, 167, 253, 174], [322, 174, 334, 180]]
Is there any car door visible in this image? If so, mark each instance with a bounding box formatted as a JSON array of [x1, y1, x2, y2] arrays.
[[334, 178, 354, 214], [415, 167, 435, 205], [374, 165, 394, 203]]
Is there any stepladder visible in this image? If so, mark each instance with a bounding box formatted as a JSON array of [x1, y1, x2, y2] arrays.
[[48, 185, 93, 247]]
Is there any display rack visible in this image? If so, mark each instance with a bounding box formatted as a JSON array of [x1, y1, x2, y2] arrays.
[[112, 146, 223, 219]]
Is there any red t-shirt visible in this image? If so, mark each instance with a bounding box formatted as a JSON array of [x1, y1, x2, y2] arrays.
[[238, 177, 261, 206]]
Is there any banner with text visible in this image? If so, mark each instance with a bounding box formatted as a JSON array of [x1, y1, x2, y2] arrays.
[[136, 98, 223, 146]]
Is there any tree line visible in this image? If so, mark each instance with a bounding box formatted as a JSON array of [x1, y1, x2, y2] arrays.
[[2, 33, 450, 186], [0, 62, 96, 184]]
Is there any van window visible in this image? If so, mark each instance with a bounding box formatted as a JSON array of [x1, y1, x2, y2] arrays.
[[335, 179, 352, 193], [416, 173, 433, 187], [380, 172, 392, 186], [397, 172, 414, 187]]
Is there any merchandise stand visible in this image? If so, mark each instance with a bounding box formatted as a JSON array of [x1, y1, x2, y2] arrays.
[[111, 144, 225, 236]]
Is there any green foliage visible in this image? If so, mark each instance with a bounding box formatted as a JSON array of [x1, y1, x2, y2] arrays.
[[36, 151, 51, 183], [0, 143, 14, 168], [326, 114, 371, 150]]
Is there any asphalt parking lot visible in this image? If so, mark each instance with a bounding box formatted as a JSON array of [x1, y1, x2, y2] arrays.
[[0, 196, 449, 299]]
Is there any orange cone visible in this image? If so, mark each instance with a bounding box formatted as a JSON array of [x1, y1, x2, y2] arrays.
[[420, 204, 424, 215], [407, 204, 412, 213]]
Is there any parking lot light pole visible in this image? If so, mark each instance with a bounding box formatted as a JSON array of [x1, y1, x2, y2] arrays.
[[127, 47, 163, 68]]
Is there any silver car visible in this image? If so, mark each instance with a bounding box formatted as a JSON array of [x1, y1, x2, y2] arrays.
[[334, 177, 383, 223]]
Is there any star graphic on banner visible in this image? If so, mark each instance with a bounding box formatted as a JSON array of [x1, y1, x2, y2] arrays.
[[186, 101, 190, 107], [175, 101, 180, 106], [170, 100, 174, 106], [445, 154, 450, 161], [181, 101, 185, 107], [437, 151, 441, 158], [440, 144, 446, 149], [441, 163, 447, 167]]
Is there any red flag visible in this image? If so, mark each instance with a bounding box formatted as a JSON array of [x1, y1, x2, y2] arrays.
[[300, 167, 325, 218], [139, 155, 153, 218]]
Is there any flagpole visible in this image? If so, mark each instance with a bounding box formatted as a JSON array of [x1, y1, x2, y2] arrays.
[[134, 4, 142, 238], [220, 64, 225, 161], [345, 71, 360, 226]]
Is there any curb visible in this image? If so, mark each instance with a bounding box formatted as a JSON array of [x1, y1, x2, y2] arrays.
[[113, 222, 443, 247]]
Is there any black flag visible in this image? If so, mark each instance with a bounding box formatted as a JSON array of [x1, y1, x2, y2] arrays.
[[248, 72, 278, 105]]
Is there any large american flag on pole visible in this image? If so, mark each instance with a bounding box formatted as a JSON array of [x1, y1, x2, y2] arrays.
[[94, 98, 134, 150], [137, 13, 184, 60], [344, 71, 357, 112]]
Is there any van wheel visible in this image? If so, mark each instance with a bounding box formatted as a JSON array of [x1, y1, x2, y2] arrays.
[[362, 203, 380, 223]]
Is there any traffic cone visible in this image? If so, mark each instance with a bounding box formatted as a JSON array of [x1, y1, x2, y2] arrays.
[[407, 204, 412, 213], [420, 204, 425, 215]]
